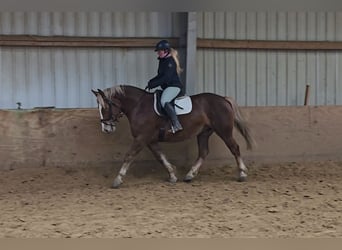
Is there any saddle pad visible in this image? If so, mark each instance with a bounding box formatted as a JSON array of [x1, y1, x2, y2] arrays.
[[154, 94, 192, 116], [174, 96, 192, 115]]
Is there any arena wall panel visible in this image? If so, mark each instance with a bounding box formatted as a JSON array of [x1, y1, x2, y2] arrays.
[[1, 106, 341, 172]]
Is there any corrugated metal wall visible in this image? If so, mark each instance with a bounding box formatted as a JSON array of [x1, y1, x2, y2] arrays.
[[197, 12, 342, 106], [1, 11, 342, 108], [0, 12, 183, 109]]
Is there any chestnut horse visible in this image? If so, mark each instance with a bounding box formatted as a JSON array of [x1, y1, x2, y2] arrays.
[[92, 85, 254, 188]]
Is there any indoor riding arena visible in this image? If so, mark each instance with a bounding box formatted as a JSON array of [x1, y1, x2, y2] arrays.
[[1, 10, 342, 238]]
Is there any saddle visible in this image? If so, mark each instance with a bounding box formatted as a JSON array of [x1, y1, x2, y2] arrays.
[[153, 90, 192, 116]]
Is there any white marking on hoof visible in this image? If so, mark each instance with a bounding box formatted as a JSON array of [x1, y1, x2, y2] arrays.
[[160, 154, 177, 181], [112, 177, 123, 188], [169, 174, 178, 183], [184, 174, 194, 182], [185, 158, 203, 182], [238, 172, 248, 182]]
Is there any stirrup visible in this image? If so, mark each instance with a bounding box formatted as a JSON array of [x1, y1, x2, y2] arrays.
[[170, 125, 183, 134]]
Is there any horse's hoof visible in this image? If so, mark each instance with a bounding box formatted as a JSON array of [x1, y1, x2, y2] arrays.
[[111, 182, 121, 188], [112, 178, 122, 188], [169, 176, 178, 183], [238, 176, 247, 182], [183, 175, 193, 183]]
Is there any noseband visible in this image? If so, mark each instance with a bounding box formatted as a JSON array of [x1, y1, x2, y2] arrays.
[[100, 98, 123, 125]]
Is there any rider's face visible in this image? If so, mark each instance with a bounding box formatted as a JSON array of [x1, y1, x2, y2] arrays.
[[157, 49, 168, 58]]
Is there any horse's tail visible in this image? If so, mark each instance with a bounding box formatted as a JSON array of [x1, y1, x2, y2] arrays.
[[225, 96, 256, 150]]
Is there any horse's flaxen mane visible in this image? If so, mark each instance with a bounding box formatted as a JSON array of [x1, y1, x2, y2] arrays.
[[103, 85, 146, 100], [104, 85, 125, 99]]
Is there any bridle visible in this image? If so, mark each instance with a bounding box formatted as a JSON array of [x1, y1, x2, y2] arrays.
[[100, 97, 123, 126]]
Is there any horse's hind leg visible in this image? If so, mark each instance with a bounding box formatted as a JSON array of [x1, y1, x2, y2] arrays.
[[225, 137, 248, 182], [184, 128, 213, 182], [148, 142, 177, 183], [112, 140, 144, 188], [216, 131, 248, 182]]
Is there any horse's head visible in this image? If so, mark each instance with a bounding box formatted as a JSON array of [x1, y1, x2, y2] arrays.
[[92, 89, 122, 133]]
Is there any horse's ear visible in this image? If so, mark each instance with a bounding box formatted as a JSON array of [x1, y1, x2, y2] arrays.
[[91, 89, 98, 96]]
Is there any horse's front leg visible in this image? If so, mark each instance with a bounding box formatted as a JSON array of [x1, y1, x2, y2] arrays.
[[112, 140, 144, 188], [148, 142, 177, 183]]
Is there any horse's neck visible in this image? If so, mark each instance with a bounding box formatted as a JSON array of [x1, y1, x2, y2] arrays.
[[121, 86, 144, 102], [118, 86, 145, 114]]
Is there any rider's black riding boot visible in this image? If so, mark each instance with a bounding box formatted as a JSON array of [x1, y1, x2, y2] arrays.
[[164, 102, 183, 133]]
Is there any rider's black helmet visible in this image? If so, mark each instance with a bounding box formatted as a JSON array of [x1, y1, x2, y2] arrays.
[[154, 39, 170, 51]]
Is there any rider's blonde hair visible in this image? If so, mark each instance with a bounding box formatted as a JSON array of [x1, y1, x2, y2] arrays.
[[170, 48, 183, 76]]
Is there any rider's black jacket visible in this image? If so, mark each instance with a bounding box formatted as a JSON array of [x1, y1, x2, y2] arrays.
[[148, 55, 183, 91]]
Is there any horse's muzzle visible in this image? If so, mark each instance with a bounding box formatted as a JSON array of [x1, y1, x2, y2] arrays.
[[101, 122, 116, 133], [102, 126, 116, 133]]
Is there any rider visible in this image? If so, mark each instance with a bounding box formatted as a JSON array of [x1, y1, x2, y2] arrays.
[[146, 39, 184, 133]]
